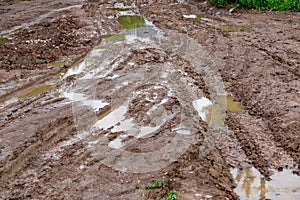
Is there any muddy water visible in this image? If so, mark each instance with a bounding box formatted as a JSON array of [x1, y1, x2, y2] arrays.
[[231, 167, 300, 200], [60, 6, 219, 173], [193, 95, 243, 126]]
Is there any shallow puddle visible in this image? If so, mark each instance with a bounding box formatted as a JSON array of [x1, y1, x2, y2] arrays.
[[117, 15, 145, 30], [18, 84, 52, 99], [63, 48, 105, 79], [220, 25, 252, 32], [0, 98, 18, 109], [62, 92, 108, 111], [231, 167, 300, 200], [183, 14, 205, 19], [100, 34, 126, 42], [47, 58, 70, 67], [193, 96, 243, 126]]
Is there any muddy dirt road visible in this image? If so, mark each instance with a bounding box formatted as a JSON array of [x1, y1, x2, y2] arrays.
[[0, 0, 299, 199]]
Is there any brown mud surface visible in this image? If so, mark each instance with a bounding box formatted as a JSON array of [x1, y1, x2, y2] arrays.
[[0, 0, 299, 199]]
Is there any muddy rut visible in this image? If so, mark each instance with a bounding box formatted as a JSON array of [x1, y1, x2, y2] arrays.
[[0, 0, 299, 199]]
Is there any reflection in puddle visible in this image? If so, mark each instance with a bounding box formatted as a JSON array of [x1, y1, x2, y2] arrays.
[[183, 14, 197, 19], [94, 105, 128, 130], [231, 167, 300, 200], [63, 48, 105, 79], [100, 34, 126, 42], [18, 84, 52, 99], [193, 96, 243, 126], [117, 15, 145, 30], [172, 126, 191, 135], [192, 97, 212, 121], [62, 92, 108, 111], [0, 98, 18, 109]]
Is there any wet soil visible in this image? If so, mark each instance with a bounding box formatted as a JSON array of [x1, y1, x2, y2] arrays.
[[0, 0, 299, 199]]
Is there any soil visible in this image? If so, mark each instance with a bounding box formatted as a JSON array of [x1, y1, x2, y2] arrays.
[[0, 0, 299, 199]]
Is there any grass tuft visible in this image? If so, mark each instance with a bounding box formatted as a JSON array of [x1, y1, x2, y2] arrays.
[[0, 38, 9, 45], [209, 0, 300, 11]]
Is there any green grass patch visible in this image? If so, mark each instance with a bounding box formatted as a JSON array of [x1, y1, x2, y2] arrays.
[[100, 34, 126, 42], [145, 179, 163, 190], [162, 190, 177, 200], [210, 0, 300, 11], [117, 15, 145, 30], [0, 37, 9, 45]]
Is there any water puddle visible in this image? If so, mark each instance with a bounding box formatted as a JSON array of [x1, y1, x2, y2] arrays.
[[183, 14, 205, 19], [18, 84, 52, 99], [55, 2, 224, 173], [0, 98, 18, 109], [220, 25, 252, 32], [193, 96, 243, 126], [231, 167, 300, 200], [117, 15, 145, 30], [94, 105, 128, 130], [172, 126, 191, 135], [63, 48, 105, 79], [100, 34, 126, 42], [47, 58, 70, 67], [125, 19, 160, 43], [62, 92, 108, 112]]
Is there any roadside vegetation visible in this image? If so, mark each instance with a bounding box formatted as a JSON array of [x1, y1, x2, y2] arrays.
[[206, 0, 300, 11]]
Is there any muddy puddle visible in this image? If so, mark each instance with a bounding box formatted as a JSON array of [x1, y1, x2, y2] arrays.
[[193, 95, 243, 126], [231, 167, 300, 200], [58, 3, 224, 173]]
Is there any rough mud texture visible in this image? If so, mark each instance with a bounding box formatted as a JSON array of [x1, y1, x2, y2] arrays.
[[0, 0, 299, 199]]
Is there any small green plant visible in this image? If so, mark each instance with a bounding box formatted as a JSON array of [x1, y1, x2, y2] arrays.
[[0, 38, 9, 45], [145, 179, 163, 190], [162, 190, 177, 200], [135, 184, 141, 189]]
